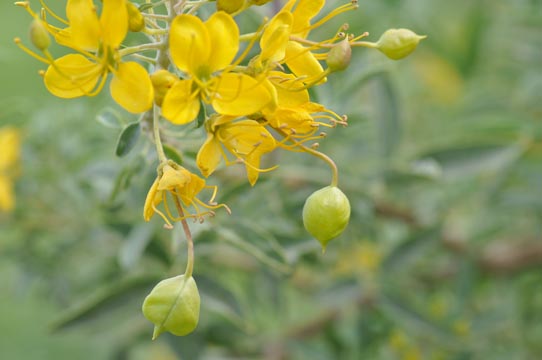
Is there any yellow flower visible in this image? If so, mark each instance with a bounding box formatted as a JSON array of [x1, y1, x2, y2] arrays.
[[263, 72, 346, 137], [42, 0, 153, 113], [196, 115, 276, 186], [162, 12, 272, 125], [144, 163, 228, 228], [0, 127, 21, 212]]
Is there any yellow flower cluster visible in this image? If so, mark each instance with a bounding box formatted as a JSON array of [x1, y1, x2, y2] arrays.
[[16, 0, 424, 338], [16, 0, 425, 225]]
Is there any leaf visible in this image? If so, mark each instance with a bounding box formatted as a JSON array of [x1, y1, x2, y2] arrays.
[[374, 72, 401, 160], [50, 274, 162, 331], [416, 144, 522, 179], [95, 108, 124, 129], [381, 226, 442, 272], [115, 122, 141, 157], [163, 144, 183, 165], [142, 275, 200, 339], [118, 223, 154, 270]]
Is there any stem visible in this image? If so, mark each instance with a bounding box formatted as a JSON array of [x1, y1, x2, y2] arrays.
[[118, 42, 163, 57], [153, 105, 167, 163], [173, 196, 195, 278], [278, 130, 339, 187]]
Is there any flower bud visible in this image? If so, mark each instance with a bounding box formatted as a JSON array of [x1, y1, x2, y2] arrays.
[[29, 18, 50, 51], [217, 0, 245, 13], [376, 28, 426, 60], [303, 186, 351, 251], [151, 70, 177, 106], [326, 38, 351, 72], [126, 2, 145, 32], [142, 274, 200, 339]]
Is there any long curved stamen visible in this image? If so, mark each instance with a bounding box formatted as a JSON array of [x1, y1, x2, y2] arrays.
[[13, 38, 50, 63], [302, 1, 358, 34], [39, 0, 69, 25]]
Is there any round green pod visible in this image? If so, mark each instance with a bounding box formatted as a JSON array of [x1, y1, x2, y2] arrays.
[[142, 274, 200, 339], [303, 186, 351, 251]]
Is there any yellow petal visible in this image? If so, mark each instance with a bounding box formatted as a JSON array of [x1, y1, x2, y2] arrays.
[[291, 0, 325, 37], [180, 173, 206, 206], [245, 152, 262, 186], [212, 73, 272, 116], [44, 54, 102, 98], [0, 176, 15, 212], [110, 61, 153, 113], [0, 127, 21, 171], [206, 11, 239, 73], [196, 133, 222, 178], [260, 11, 292, 63], [158, 165, 191, 191], [268, 71, 309, 107], [284, 41, 326, 83], [169, 15, 210, 74], [100, 0, 128, 47], [161, 80, 201, 125], [66, 0, 101, 51], [143, 177, 161, 221], [268, 108, 314, 134], [219, 120, 275, 155]]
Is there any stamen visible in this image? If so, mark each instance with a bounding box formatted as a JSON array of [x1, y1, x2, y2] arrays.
[[304, 1, 359, 34], [39, 0, 69, 25], [13, 38, 50, 63]]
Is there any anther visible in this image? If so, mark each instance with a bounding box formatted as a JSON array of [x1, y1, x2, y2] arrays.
[[311, 143, 320, 149]]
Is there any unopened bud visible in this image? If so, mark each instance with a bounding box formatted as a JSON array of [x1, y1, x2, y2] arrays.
[[326, 38, 351, 72], [303, 186, 351, 251], [217, 0, 245, 13], [127, 2, 145, 32], [29, 19, 50, 51], [376, 28, 426, 60], [151, 70, 177, 106]]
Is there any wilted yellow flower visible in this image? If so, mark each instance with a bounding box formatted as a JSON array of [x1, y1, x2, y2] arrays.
[[196, 115, 276, 186], [144, 163, 229, 228], [0, 127, 21, 212]]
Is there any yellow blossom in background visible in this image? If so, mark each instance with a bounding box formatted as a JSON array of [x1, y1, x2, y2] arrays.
[[0, 127, 21, 212]]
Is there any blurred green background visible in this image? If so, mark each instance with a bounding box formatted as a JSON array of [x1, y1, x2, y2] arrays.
[[1, 0, 542, 359]]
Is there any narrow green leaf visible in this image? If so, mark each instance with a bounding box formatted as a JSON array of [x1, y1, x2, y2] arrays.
[[416, 144, 522, 178], [163, 144, 183, 165], [138, 3, 154, 11], [95, 108, 123, 129], [374, 72, 401, 160], [50, 274, 162, 331], [115, 122, 141, 157], [118, 223, 154, 270]]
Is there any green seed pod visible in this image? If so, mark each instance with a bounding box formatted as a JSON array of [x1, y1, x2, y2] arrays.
[[376, 28, 426, 60], [326, 38, 352, 72], [126, 2, 145, 32], [142, 274, 200, 339], [217, 0, 245, 13], [303, 186, 351, 251], [29, 18, 50, 51]]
